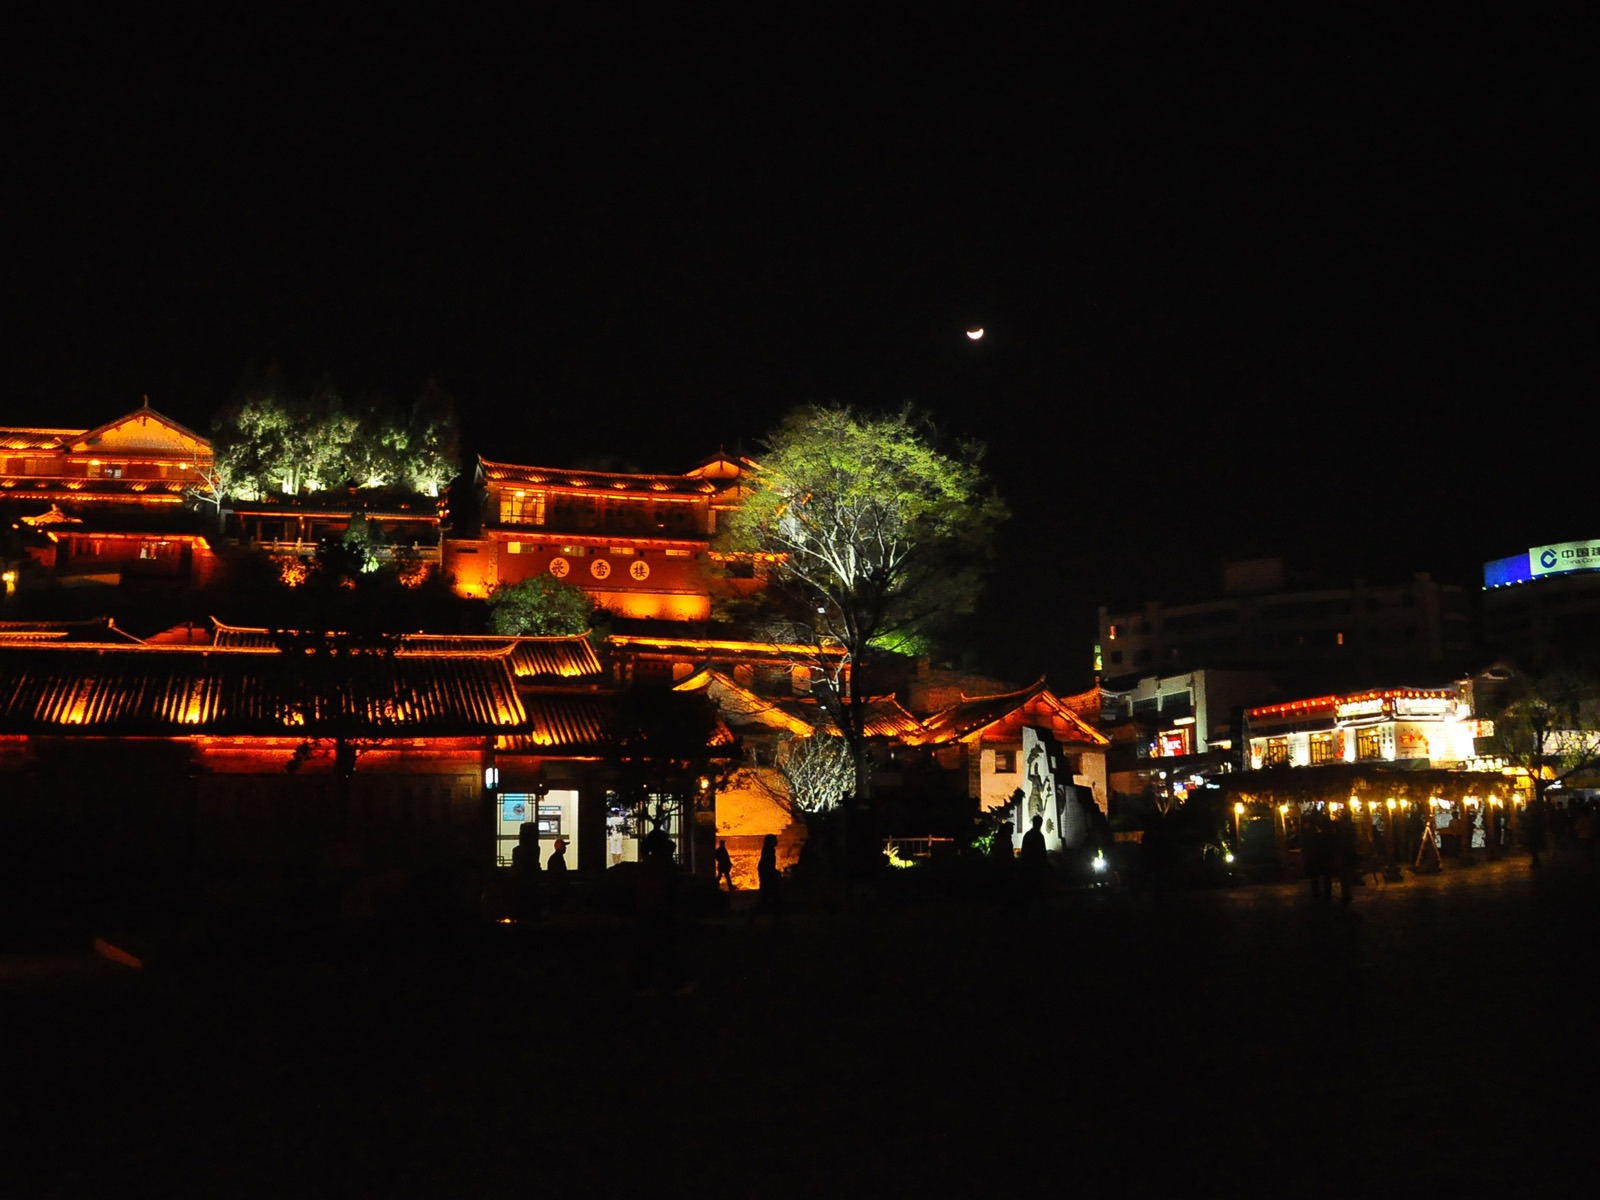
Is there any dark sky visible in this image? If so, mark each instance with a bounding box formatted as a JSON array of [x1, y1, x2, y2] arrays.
[[4, 8, 1591, 685]]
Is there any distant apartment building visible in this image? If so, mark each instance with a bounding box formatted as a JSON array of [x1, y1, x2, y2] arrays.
[[1096, 557, 1475, 689], [1093, 667, 1276, 802]]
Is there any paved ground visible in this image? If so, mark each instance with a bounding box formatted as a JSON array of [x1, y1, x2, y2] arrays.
[[3, 852, 1595, 1198]]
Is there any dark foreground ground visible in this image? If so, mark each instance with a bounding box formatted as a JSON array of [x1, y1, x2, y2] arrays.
[[4, 854, 1597, 1199]]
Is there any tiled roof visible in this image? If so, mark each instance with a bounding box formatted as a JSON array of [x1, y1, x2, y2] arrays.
[[773, 694, 930, 740], [0, 427, 77, 451], [71, 405, 210, 454], [478, 458, 723, 497], [0, 618, 145, 645], [403, 635, 604, 681], [0, 643, 525, 737], [209, 622, 604, 681], [0, 479, 189, 499], [857, 697, 929, 741], [497, 688, 735, 755], [919, 679, 1109, 747], [676, 668, 929, 741], [674, 668, 816, 735]]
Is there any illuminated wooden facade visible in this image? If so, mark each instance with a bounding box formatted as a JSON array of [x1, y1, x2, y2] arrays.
[[1, 401, 220, 585], [1243, 686, 1477, 772], [917, 679, 1111, 824], [449, 452, 758, 619], [671, 663, 1113, 858], [0, 631, 734, 933], [671, 665, 930, 880]]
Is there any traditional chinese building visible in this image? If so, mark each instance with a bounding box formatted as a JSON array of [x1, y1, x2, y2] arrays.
[[682, 668, 1115, 860], [1231, 683, 1520, 874], [447, 451, 759, 619], [669, 664, 933, 878], [1243, 685, 1479, 772], [226, 489, 446, 569], [1, 400, 221, 586], [918, 679, 1111, 852], [0, 627, 734, 938]]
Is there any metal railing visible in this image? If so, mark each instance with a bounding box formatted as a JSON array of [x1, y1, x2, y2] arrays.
[[881, 836, 959, 860], [238, 539, 442, 562]]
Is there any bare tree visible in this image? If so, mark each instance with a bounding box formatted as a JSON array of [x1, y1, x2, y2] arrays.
[[774, 732, 854, 817], [184, 451, 234, 531]]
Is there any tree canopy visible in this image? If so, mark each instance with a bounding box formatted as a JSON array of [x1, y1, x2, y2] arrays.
[[487, 574, 601, 637], [1488, 668, 1600, 805], [719, 403, 1008, 801], [210, 364, 460, 500]]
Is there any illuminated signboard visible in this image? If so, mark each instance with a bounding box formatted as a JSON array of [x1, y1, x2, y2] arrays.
[[1485, 539, 1600, 586], [1530, 540, 1600, 578], [1395, 696, 1451, 717], [1157, 728, 1191, 757], [1337, 697, 1388, 719]]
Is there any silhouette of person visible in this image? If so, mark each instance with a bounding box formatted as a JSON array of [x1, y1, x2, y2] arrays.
[[545, 836, 570, 909], [992, 820, 1015, 861], [1019, 814, 1048, 907], [1304, 811, 1334, 902], [1328, 810, 1358, 908], [715, 839, 734, 891], [510, 822, 541, 922], [757, 832, 783, 921]]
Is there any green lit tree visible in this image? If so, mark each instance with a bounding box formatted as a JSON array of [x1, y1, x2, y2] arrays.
[[211, 366, 458, 500], [342, 388, 408, 489], [213, 366, 353, 497], [719, 403, 1008, 806], [401, 377, 462, 497], [487, 574, 601, 636]]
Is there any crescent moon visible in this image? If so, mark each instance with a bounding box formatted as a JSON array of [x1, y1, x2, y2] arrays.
[[966, 327, 984, 340]]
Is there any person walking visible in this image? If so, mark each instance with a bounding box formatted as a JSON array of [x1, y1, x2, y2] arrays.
[[1019, 814, 1048, 909], [1328, 809, 1359, 908], [715, 839, 734, 891], [756, 833, 783, 923], [1304, 811, 1334, 902], [544, 836, 570, 909], [510, 822, 541, 922]]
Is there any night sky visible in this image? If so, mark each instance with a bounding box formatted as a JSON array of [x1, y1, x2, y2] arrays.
[[4, 9, 1590, 685]]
